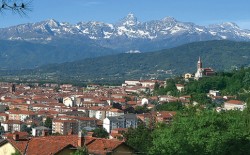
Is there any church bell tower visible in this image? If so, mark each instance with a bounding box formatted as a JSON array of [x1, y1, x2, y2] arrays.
[[197, 57, 202, 70]]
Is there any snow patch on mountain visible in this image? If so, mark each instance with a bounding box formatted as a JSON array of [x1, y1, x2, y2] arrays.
[[1, 14, 250, 49]]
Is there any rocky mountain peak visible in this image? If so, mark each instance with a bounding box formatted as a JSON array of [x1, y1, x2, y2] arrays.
[[119, 13, 139, 26]]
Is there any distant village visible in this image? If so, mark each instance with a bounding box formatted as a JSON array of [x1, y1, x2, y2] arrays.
[[0, 57, 246, 155]]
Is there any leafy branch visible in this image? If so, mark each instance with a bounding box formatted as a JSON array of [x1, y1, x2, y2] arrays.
[[0, 0, 32, 16]]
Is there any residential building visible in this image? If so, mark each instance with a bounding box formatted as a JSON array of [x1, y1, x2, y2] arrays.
[[1, 120, 24, 132], [6, 110, 36, 122], [176, 84, 184, 92], [103, 114, 138, 133], [31, 126, 50, 137], [52, 119, 78, 135], [224, 100, 246, 111]]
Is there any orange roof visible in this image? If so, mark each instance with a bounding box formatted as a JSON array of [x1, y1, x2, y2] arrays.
[[7, 135, 126, 155], [7, 109, 36, 115], [25, 136, 77, 155], [175, 84, 184, 87], [226, 100, 244, 105], [127, 101, 137, 105], [86, 138, 123, 155], [8, 138, 28, 154], [2, 120, 24, 124]]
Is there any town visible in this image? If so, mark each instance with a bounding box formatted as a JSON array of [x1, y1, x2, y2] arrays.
[[0, 57, 248, 155]]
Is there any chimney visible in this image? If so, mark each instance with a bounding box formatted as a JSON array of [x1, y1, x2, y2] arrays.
[[13, 133, 19, 141], [86, 132, 93, 137], [68, 128, 73, 135], [78, 131, 85, 147]]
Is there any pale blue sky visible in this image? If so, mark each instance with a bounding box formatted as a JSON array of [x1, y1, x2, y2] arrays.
[[1, 0, 250, 29]]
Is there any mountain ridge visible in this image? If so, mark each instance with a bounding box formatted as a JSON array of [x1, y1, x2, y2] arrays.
[[1, 15, 250, 70], [1, 14, 250, 52]]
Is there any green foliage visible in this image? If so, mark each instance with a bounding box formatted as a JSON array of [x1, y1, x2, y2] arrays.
[[71, 146, 88, 155], [155, 79, 179, 96], [92, 128, 109, 138], [124, 123, 153, 153], [44, 117, 52, 129], [11, 150, 21, 155], [134, 105, 150, 114], [156, 101, 184, 111], [150, 110, 250, 155], [191, 93, 212, 105], [0, 126, 4, 135], [20, 124, 31, 133]]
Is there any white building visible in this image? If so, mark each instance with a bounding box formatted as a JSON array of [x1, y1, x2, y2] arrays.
[[1, 120, 24, 132], [63, 97, 75, 107], [224, 100, 246, 111], [32, 126, 50, 137], [103, 114, 138, 133], [124, 80, 140, 86]]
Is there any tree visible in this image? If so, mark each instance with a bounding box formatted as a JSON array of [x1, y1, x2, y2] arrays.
[[134, 105, 150, 114], [20, 124, 31, 133], [0, 0, 32, 16], [150, 110, 250, 155], [11, 150, 21, 155], [71, 146, 88, 155], [92, 128, 109, 138], [156, 101, 183, 111], [123, 123, 153, 153], [0, 126, 4, 135], [44, 117, 52, 129]]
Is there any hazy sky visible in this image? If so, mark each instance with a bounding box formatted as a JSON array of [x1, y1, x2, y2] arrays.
[[1, 0, 250, 29]]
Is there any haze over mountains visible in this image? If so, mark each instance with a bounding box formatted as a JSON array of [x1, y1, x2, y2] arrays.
[[2, 40, 250, 84], [1, 14, 250, 70]]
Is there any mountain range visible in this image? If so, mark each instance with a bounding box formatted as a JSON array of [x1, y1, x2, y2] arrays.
[[1, 14, 250, 69]]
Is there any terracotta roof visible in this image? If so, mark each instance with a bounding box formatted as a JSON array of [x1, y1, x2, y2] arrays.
[[7, 135, 126, 155], [25, 136, 78, 155], [2, 120, 24, 124], [175, 84, 184, 87], [225, 100, 244, 105], [7, 110, 35, 115], [86, 138, 123, 155], [8, 138, 28, 154]]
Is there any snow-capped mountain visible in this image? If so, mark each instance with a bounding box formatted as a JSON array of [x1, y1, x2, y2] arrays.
[[1, 13, 250, 52]]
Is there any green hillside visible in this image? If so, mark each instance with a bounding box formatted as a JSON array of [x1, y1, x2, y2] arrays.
[[0, 39, 116, 69], [1, 40, 250, 84]]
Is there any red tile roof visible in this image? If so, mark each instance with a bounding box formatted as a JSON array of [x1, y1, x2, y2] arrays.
[[226, 100, 244, 105], [7, 135, 126, 155], [86, 138, 123, 155]]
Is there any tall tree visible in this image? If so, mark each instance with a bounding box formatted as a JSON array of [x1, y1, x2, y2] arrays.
[[44, 117, 52, 129], [124, 123, 153, 154]]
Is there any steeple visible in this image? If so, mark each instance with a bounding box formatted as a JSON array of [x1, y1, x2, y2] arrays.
[[197, 57, 202, 70]]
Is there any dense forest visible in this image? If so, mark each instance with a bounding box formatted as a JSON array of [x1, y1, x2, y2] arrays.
[[124, 67, 250, 155]]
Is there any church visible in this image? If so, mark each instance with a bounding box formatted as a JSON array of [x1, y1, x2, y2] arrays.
[[194, 57, 215, 79]]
